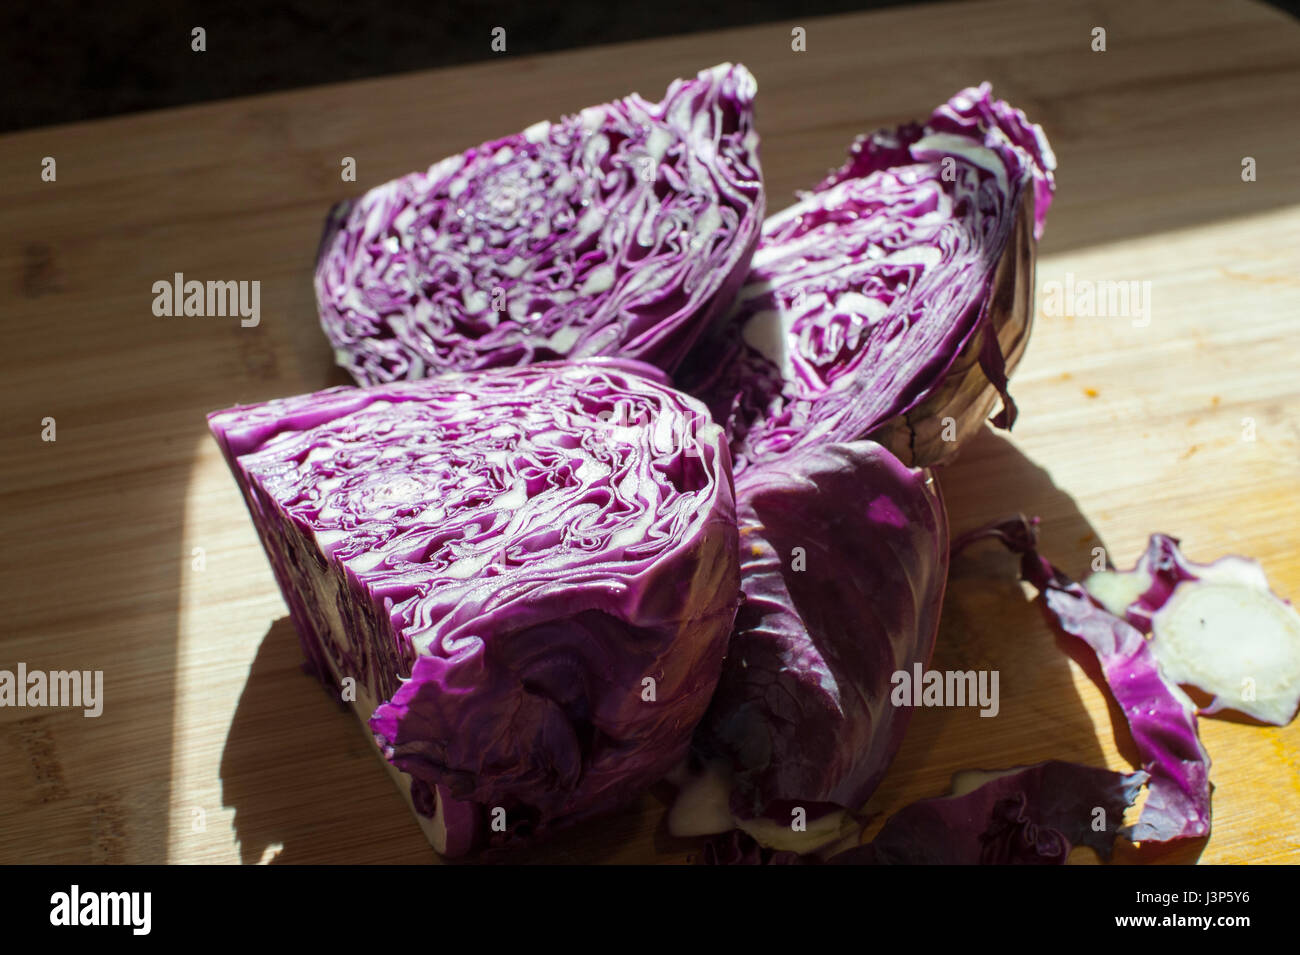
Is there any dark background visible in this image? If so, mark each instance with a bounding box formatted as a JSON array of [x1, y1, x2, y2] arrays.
[[7, 0, 1296, 133]]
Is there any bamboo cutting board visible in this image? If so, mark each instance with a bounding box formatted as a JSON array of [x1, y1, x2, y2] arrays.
[[2, 0, 1298, 865]]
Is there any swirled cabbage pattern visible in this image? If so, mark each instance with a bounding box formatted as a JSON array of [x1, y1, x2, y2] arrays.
[[208, 359, 739, 847], [315, 64, 764, 384], [683, 84, 1055, 472]]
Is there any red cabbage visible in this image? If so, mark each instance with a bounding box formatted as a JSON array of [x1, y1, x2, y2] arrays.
[[315, 64, 764, 385], [953, 517, 1212, 844], [669, 86, 1051, 851], [671, 441, 948, 845], [681, 84, 1055, 472], [700, 761, 1144, 865], [208, 359, 740, 855], [828, 761, 1147, 865]]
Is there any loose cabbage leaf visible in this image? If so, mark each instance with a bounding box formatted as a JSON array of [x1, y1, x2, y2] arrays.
[[699, 761, 1144, 865], [208, 359, 740, 854], [681, 84, 1055, 472], [827, 761, 1147, 865], [315, 64, 764, 384], [953, 517, 1212, 843], [675, 441, 947, 840]]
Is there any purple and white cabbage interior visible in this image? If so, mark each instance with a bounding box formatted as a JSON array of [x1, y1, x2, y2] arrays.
[[215, 71, 1295, 862], [208, 359, 740, 855], [681, 84, 1055, 473], [315, 64, 764, 385]]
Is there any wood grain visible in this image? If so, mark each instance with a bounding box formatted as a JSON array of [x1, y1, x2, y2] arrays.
[[1, 0, 1298, 864]]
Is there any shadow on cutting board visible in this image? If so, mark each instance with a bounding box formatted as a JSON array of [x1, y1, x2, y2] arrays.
[[220, 618, 676, 864], [881, 425, 1208, 865], [220, 427, 1208, 865], [220, 617, 428, 865]]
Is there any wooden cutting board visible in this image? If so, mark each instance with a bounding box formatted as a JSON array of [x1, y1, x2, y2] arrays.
[[2, 0, 1298, 864]]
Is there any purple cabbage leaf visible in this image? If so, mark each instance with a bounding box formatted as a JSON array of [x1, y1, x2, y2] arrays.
[[952, 517, 1212, 844], [670, 440, 948, 851], [827, 761, 1147, 865]]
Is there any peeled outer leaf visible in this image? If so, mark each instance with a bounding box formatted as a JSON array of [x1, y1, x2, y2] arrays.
[[826, 762, 1147, 865], [953, 517, 1212, 844], [207, 358, 740, 854], [681, 84, 1054, 473], [691, 441, 949, 826], [1085, 534, 1300, 726], [315, 64, 764, 385]]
